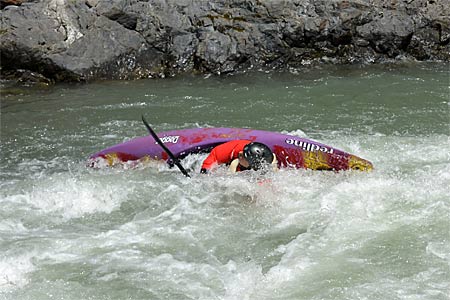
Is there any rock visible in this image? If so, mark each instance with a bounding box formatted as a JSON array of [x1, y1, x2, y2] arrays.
[[2, 68, 52, 85], [0, 0, 163, 81], [171, 32, 199, 72], [0, 0, 449, 83], [93, 0, 138, 30], [356, 11, 415, 57], [197, 31, 236, 73]]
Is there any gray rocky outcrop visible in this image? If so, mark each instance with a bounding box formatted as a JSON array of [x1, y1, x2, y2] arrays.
[[1, 0, 449, 83]]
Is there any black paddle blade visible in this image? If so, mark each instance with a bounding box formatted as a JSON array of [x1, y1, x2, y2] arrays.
[[141, 115, 190, 178]]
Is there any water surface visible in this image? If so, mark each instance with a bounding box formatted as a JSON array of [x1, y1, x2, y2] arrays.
[[1, 63, 449, 299]]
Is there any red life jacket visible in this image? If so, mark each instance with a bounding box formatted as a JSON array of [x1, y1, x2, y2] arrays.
[[201, 140, 251, 171]]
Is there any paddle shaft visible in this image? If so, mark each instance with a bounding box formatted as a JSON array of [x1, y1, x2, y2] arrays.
[[141, 116, 191, 178]]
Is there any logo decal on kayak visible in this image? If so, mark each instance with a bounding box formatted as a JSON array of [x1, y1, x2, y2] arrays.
[[158, 136, 180, 144], [285, 139, 334, 154]]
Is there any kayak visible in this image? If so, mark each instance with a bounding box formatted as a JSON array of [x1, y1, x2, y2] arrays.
[[89, 127, 373, 171]]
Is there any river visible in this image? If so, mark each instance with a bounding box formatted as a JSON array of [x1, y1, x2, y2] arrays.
[[1, 63, 449, 300]]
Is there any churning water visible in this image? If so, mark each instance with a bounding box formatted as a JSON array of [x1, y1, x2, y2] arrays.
[[1, 63, 449, 300]]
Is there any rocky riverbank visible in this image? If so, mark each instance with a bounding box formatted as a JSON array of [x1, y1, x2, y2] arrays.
[[1, 0, 449, 84]]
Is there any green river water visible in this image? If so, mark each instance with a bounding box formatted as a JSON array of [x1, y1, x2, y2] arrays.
[[0, 63, 449, 300]]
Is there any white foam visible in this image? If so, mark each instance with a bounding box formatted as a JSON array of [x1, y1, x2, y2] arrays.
[[426, 241, 450, 263], [282, 129, 308, 138], [222, 261, 263, 300], [0, 220, 28, 233], [0, 254, 35, 291], [4, 173, 129, 220]]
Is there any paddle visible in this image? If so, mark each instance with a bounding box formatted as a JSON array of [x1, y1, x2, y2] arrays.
[[141, 115, 191, 178]]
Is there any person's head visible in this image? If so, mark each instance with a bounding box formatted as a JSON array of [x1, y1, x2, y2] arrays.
[[239, 142, 274, 170]]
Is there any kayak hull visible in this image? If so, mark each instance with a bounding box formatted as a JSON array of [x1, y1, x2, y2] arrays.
[[89, 127, 373, 171]]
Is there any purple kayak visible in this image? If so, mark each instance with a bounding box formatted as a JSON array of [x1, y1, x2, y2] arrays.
[[89, 127, 373, 171]]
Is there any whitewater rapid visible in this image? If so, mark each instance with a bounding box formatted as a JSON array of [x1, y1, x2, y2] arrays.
[[1, 64, 448, 299]]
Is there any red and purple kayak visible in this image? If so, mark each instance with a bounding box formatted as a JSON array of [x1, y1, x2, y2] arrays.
[[89, 127, 373, 171]]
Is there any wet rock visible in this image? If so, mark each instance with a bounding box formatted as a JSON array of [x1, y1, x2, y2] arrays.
[[1, 68, 52, 85], [0, 0, 449, 83]]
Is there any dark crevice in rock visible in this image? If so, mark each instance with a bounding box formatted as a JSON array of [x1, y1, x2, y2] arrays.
[[107, 12, 137, 31], [400, 32, 414, 50]]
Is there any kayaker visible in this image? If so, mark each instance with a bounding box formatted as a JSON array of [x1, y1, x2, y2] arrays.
[[200, 140, 277, 173]]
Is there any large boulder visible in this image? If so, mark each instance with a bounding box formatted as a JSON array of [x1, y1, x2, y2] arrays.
[[0, 0, 164, 81], [1, 0, 449, 82]]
